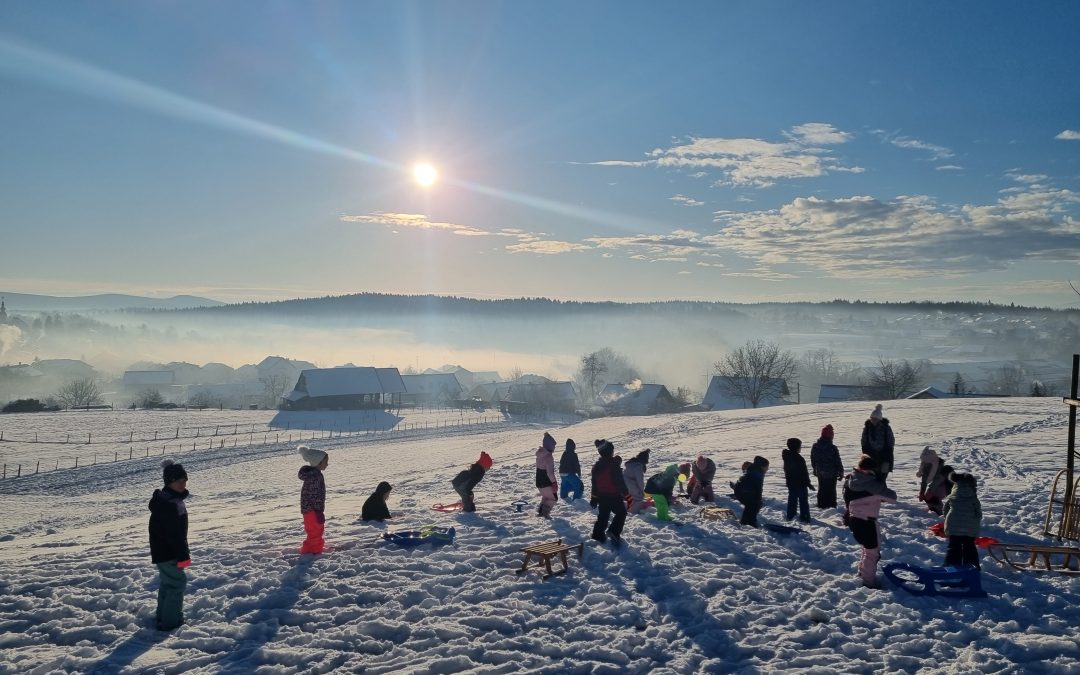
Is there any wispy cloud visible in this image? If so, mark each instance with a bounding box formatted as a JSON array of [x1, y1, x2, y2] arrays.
[[505, 240, 591, 254], [936, 165, 963, 171], [587, 123, 858, 188], [669, 194, 704, 207], [1055, 129, 1080, 141], [1007, 171, 1049, 184], [873, 130, 954, 160]]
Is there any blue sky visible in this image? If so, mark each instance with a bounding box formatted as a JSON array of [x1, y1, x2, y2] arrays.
[[1, 2, 1078, 306]]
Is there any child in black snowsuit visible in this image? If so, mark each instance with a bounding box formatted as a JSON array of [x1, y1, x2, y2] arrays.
[[782, 438, 814, 523], [452, 452, 492, 512], [558, 438, 584, 501], [149, 459, 190, 631], [590, 439, 628, 543], [361, 481, 393, 521], [810, 424, 844, 509], [731, 456, 769, 527]]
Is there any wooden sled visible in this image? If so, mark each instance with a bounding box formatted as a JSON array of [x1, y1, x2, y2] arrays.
[[516, 538, 584, 580], [986, 542, 1080, 574], [883, 562, 988, 598], [700, 506, 734, 521]]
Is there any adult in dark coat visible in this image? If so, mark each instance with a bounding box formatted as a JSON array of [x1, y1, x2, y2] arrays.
[[861, 404, 895, 482], [810, 424, 844, 509], [782, 438, 814, 522], [590, 439, 628, 542], [732, 456, 769, 527], [452, 452, 492, 512], [361, 481, 393, 521]]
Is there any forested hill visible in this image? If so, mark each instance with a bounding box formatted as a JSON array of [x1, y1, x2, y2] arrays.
[[124, 292, 1074, 320]]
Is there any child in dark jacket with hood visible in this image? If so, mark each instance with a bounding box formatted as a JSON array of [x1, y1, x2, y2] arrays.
[[361, 481, 393, 521], [810, 424, 844, 509], [298, 445, 329, 554], [861, 404, 895, 482], [782, 438, 814, 523], [731, 456, 769, 527], [149, 459, 190, 631], [645, 464, 681, 521], [943, 472, 982, 569], [536, 432, 559, 518], [590, 439, 628, 543], [452, 451, 492, 512], [558, 438, 583, 501]]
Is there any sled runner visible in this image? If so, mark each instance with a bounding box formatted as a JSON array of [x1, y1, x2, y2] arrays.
[[986, 542, 1080, 574], [432, 501, 464, 512], [516, 538, 584, 580], [762, 522, 803, 535], [883, 562, 988, 598], [382, 525, 456, 547]]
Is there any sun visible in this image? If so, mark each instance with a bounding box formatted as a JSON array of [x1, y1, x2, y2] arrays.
[[413, 162, 438, 187]]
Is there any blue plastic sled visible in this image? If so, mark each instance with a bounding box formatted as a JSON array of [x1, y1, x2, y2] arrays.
[[883, 562, 987, 598], [762, 522, 803, 535], [382, 526, 456, 547]]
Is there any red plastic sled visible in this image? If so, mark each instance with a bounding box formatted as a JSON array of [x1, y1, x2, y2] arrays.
[[432, 501, 464, 512], [928, 522, 999, 548]]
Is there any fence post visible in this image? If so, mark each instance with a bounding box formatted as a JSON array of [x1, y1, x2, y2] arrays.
[[16, 464, 20, 478], [75, 457, 79, 468], [114, 451, 118, 462], [66, 434, 70, 444], [93, 453, 97, 465], [55, 459, 59, 470], [88, 433, 92, 444], [129, 448, 133, 460], [2, 465, 5, 479], [130, 431, 134, 443], [36, 460, 40, 474]]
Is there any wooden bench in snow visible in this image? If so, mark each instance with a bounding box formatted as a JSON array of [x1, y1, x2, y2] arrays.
[[516, 539, 584, 579], [987, 543, 1080, 574]]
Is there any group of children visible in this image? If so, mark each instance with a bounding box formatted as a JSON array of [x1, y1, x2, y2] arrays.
[[147, 402, 985, 630]]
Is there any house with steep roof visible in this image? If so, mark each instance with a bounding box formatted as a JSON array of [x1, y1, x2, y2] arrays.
[[401, 373, 464, 406], [702, 375, 790, 410], [281, 366, 407, 410], [595, 383, 679, 416]]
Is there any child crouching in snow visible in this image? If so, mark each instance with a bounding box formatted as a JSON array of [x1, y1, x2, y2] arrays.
[[361, 481, 393, 522], [149, 459, 191, 631], [843, 455, 897, 588], [298, 445, 329, 554], [943, 472, 982, 569], [452, 451, 492, 512]]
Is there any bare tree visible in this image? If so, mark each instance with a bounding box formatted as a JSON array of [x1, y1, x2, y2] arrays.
[[137, 388, 165, 408], [260, 373, 289, 408], [55, 378, 102, 409], [577, 352, 608, 403], [950, 372, 967, 396], [866, 357, 923, 399], [713, 340, 797, 408], [509, 366, 524, 383], [987, 364, 1026, 395]]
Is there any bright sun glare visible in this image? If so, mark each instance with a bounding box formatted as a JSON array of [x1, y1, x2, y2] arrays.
[[413, 162, 438, 187]]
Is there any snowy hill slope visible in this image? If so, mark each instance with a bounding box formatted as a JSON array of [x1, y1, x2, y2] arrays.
[[1, 398, 1078, 673]]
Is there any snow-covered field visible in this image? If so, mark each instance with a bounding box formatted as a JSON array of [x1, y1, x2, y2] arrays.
[[1, 398, 1078, 674]]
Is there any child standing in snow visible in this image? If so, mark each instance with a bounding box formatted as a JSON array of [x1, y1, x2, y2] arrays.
[[452, 451, 492, 512], [623, 449, 650, 514], [782, 438, 814, 523], [917, 447, 950, 515], [590, 439, 628, 543], [149, 459, 191, 631], [535, 432, 559, 518], [361, 481, 393, 522], [558, 438, 583, 501], [810, 424, 844, 509], [298, 445, 329, 554], [690, 455, 717, 504], [843, 455, 898, 588], [645, 464, 681, 521], [732, 456, 769, 527], [861, 404, 895, 482], [943, 472, 983, 569]]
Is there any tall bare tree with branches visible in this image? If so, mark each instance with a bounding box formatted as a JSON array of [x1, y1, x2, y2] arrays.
[[713, 340, 797, 408], [54, 378, 102, 409], [866, 357, 923, 399]]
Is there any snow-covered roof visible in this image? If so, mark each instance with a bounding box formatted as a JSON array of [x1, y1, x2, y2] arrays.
[[402, 373, 464, 396], [702, 375, 788, 410], [817, 384, 878, 404], [595, 383, 675, 414], [121, 370, 175, 386], [290, 367, 404, 398]]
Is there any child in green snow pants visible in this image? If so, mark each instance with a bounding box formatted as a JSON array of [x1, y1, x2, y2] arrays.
[[155, 561, 187, 630], [649, 494, 673, 521]]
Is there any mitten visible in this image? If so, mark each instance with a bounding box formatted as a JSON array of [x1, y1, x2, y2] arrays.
[[918, 492, 926, 501], [177, 559, 191, 569], [589, 496, 598, 509], [316, 511, 326, 524]]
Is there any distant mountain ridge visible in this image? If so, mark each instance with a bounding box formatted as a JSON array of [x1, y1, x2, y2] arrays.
[[0, 292, 224, 312]]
